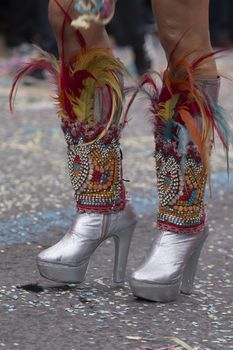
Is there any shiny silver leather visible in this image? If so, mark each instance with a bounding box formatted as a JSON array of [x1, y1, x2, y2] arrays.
[[130, 227, 208, 302], [37, 202, 137, 284]]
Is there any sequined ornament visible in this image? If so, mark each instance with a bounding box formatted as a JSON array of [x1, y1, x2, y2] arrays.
[[72, 0, 116, 29], [75, 0, 104, 14], [67, 137, 125, 212], [62, 120, 125, 212]]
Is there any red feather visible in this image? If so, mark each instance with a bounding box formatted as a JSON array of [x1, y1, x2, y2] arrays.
[[10, 60, 56, 112], [124, 73, 160, 121]]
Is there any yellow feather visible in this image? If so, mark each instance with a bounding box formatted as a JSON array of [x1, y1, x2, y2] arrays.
[[157, 94, 179, 121], [63, 48, 126, 128], [64, 48, 127, 145], [72, 77, 95, 122]]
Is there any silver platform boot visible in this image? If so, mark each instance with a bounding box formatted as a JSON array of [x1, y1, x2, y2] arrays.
[[37, 201, 136, 283], [130, 228, 208, 302], [36, 50, 137, 283], [10, 6, 137, 285], [130, 64, 230, 301]]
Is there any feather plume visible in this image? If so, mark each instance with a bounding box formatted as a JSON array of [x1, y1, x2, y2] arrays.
[[9, 0, 127, 146], [10, 53, 59, 112], [124, 73, 161, 122], [178, 106, 209, 172], [157, 94, 179, 121], [125, 45, 232, 176], [57, 48, 127, 126]]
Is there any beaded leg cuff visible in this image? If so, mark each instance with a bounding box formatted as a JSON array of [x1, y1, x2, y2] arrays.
[[63, 121, 125, 212], [156, 135, 207, 233]]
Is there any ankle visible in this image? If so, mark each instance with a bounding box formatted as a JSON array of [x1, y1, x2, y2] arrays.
[[193, 62, 218, 80]]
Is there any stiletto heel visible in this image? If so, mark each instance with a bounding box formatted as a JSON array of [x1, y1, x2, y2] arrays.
[[113, 224, 136, 283], [181, 231, 208, 295]]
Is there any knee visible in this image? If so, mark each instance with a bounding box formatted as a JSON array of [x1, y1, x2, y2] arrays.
[[158, 20, 211, 61], [158, 20, 190, 56], [160, 27, 211, 60], [159, 29, 179, 56]]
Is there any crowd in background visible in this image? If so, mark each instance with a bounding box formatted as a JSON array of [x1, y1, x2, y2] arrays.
[[0, 0, 233, 77], [0, 0, 57, 56]]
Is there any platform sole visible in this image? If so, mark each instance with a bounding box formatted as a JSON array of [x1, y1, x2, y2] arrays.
[[130, 279, 181, 302], [37, 259, 89, 283]]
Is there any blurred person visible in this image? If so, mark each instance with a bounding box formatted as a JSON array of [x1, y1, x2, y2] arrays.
[[6, 0, 58, 82], [6, 0, 34, 53], [209, 0, 232, 46], [107, 0, 151, 76], [35, 0, 58, 57], [0, 1, 8, 23], [143, 0, 156, 28], [26, 0, 59, 82], [11, 0, 231, 303], [6, 0, 57, 76]]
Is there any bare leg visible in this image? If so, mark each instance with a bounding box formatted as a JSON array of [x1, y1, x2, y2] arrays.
[[151, 0, 217, 79], [48, 0, 111, 61]]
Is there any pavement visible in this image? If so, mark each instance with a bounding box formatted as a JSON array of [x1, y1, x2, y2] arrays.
[[0, 38, 233, 350]]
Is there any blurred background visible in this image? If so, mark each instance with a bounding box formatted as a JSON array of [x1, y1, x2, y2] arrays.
[[1, 0, 233, 81]]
